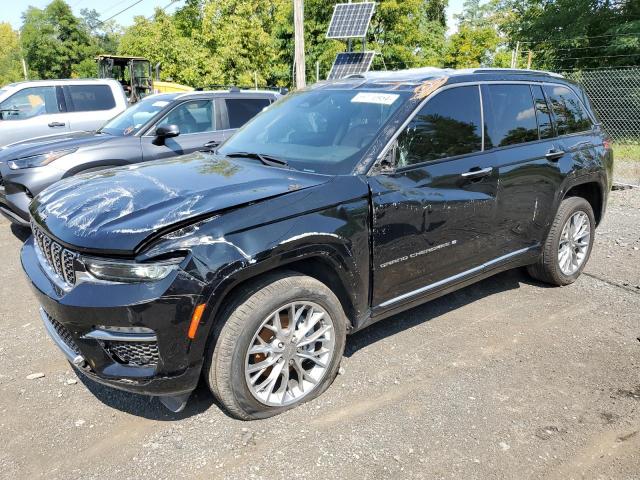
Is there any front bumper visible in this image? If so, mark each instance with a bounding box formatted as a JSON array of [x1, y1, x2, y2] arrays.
[[22, 238, 206, 398], [0, 165, 65, 226]]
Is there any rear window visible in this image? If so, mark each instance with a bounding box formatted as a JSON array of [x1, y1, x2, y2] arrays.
[[67, 85, 116, 112], [482, 84, 538, 148], [225, 98, 271, 129], [544, 85, 592, 135]]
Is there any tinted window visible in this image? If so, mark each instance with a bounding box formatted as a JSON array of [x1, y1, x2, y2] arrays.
[[396, 86, 482, 167], [531, 85, 554, 139], [156, 100, 214, 134], [68, 85, 115, 112], [226, 98, 271, 128], [0, 86, 60, 120], [544, 85, 592, 135], [483, 84, 538, 148]]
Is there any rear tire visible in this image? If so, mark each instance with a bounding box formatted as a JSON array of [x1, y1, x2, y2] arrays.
[[204, 271, 347, 420], [527, 196, 595, 286]]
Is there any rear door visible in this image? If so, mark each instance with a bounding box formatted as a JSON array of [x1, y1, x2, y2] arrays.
[[543, 83, 599, 178], [0, 85, 69, 145], [481, 83, 561, 254], [141, 98, 224, 161], [368, 85, 501, 308], [63, 84, 120, 131]]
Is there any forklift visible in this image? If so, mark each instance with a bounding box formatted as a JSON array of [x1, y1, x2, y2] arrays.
[[97, 55, 154, 103]]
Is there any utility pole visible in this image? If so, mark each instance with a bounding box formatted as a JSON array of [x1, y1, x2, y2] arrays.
[[293, 0, 306, 89], [511, 41, 520, 69], [527, 51, 533, 70]]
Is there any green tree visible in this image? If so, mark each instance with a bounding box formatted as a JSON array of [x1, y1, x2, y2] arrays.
[[444, 0, 511, 68], [499, 0, 640, 70], [0, 23, 23, 85], [20, 0, 93, 79], [119, 8, 221, 87]]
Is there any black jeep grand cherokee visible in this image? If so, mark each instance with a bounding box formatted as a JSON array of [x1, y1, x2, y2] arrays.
[[22, 68, 613, 419]]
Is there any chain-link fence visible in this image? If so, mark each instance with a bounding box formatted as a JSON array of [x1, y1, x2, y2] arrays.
[[563, 68, 640, 144]]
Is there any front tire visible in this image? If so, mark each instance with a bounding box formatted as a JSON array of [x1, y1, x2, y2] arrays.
[[527, 196, 595, 286], [204, 271, 347, 420]]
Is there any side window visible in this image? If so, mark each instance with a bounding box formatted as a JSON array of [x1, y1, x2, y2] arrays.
[[225, 98, 271, 129], [483, 84, 538, 148], [544, 85, 592, 135], [531, 85, 554, 139], [156, 100, 215, 134], [396, 86, 482, 167], [0, 86, 60, 121], [67, 85, 116, 112]]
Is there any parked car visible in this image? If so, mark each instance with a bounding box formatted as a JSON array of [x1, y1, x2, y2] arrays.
[[22, 68, 613, 419], [0, 79, 127, 148], [0, 89, 280, 226]]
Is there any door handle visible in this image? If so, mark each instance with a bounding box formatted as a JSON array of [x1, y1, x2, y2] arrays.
[[48, 122, 65, 128], [461, 167, 493, 179], [202, 140, 220, 151], [545, 149, 565, 161]]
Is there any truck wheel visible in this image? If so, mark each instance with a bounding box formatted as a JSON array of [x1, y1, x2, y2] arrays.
[[527, 196, 595, 286], [204, 271, 347, 420]]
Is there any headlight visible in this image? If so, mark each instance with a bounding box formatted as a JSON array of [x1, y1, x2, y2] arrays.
[[8, 148, 77, 170], [82, 256, 184, 283]]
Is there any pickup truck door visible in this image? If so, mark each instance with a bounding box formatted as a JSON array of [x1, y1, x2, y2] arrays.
[[368, 85, 501, 309], [0, 85, 69, 146], [141, 99, 226, 161], [62, 84, 123, 133]]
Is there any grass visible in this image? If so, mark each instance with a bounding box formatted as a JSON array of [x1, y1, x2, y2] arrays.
[[613, 143, 640, 162]]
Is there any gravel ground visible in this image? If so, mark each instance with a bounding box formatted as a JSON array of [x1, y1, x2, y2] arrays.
[[0, 188, 638, 480]]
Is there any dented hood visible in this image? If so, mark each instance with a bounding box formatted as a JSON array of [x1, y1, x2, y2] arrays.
[[30, 153, 330, 254]]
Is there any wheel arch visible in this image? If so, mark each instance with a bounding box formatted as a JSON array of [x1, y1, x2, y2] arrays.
[[562, 179, 604, 225]]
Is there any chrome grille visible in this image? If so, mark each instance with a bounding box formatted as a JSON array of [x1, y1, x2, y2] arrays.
[[31, 221, 77, 287], [104, 341, 160, 367], [44, 310, 81, 355]]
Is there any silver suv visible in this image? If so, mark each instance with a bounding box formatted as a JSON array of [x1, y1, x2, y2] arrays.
[[0, 79, 128, 148]]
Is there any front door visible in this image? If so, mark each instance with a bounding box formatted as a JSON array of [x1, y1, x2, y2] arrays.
[[369, 85, 500, 308], [141, 99, 225, 161], [0, 85, 69, 146]]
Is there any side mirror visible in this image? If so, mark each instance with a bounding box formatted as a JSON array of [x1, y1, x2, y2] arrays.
[[156, 124, 180, 138], [375, 142, 398, 175]]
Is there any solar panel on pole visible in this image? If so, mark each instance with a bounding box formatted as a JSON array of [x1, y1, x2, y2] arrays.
[[326, 2, 376, 39], [327, 51, 375, 80]]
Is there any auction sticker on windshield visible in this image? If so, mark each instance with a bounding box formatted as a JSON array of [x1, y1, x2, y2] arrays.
[[351, 92, 399, 105]]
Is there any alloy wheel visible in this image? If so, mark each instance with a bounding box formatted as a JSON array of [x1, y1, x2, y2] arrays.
[[558, 210, 591, 276], [244, 301, 336, 407]]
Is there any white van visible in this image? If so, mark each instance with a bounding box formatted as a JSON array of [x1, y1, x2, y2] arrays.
[[0, 79, 128, 147]]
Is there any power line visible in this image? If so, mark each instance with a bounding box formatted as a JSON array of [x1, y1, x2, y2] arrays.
[[100, 0, 134, 17], [98, 0, 147, 25], [518, 33, 640, 44]]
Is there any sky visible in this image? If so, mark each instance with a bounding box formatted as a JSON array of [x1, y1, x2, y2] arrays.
[[5, 0, 465, 31]]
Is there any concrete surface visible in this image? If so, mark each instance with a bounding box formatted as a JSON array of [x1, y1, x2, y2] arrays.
[[0, 188, 638, 480]]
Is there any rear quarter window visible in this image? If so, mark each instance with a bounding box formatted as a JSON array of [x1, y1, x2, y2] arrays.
[[67, 85, 116, 112], [544, 85, 592, 135]]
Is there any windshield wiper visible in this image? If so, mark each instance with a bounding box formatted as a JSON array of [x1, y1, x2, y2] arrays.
[[225, 151, 290, 169]]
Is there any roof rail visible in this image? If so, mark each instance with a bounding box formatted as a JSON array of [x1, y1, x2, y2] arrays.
[[194, 84, 288, 94], [471, 68, 564, 78]]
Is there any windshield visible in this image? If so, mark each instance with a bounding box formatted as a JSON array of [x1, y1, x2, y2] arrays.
[[218, 89, 409, 174], [100, 97, 172, 136]]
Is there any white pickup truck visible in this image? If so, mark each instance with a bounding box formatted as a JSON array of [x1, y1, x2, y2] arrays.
[[0, 79, 128, 148]]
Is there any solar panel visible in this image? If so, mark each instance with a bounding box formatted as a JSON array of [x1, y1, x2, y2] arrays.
[[326, 2, 376, 39], [328, 51, 375, 80]]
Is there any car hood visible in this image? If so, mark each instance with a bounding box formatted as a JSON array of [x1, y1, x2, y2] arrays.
[[0, 131, 111, 161], [30, 153, 332, 254]]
